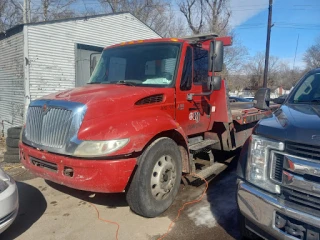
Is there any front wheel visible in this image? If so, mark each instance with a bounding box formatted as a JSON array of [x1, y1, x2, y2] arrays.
[[126, 137, 182, 218]]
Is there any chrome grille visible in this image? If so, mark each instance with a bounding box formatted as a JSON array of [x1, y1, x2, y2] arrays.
[[286, 142, 320, 161], [271, 153, 284, 182], [282, 187, 320, 214], [25, 106, 72, 148]]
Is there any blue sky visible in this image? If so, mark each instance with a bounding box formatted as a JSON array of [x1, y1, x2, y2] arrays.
[[230, 0, 320, 68]]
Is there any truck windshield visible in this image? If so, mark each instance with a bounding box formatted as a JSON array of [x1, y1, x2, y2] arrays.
[[89, 43, 180, 87], [290, 72, 320, 104]]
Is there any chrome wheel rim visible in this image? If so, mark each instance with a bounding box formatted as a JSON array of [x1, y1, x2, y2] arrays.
[[150, 155, 177, 201]]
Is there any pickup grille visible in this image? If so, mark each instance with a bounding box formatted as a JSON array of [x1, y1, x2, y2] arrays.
[[25, 106, 72, 148], [271, 153, 284, 182], [286, 142, 320, 161], [282, 187, 320, 214]]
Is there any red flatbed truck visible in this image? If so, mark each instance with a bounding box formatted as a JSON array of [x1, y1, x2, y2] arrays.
[[20, 33, 275, 217]]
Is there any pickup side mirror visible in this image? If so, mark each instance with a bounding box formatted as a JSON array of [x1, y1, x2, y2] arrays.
[[207, 76, 221, 91], [254, 88, 270, 110], [208, 41, 224, 72], [273, 97, 285, 104]]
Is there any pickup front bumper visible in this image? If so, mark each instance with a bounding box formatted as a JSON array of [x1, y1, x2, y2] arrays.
[[237, 180, 320, 240], [20, 143, 137, 193]]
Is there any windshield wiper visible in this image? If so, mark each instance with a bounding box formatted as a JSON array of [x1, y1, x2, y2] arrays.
[[110, 80, 137, 86], [87, 82, 101, 84]]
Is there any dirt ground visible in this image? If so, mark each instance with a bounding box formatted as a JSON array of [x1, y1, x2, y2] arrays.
[[0, 140, 241, 240]]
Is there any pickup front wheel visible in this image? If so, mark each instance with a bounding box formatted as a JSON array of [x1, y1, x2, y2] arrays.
[[126, 137, 182, 218]]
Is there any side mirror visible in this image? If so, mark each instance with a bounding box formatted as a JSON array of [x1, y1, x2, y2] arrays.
[[208, 76, 221, 91], [254, 88, 270, 110], [273, 97, 285, 104], [208, 41, 224, 72]]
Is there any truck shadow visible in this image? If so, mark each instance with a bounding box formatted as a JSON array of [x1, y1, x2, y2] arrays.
[[1, 182, 47, 239], [45, 180, 128, 208], [206, 153, 241, 240]]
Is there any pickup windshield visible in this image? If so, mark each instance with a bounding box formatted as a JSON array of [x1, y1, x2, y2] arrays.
[[89, 43, 180, 87], [290, 71, 320, 104]]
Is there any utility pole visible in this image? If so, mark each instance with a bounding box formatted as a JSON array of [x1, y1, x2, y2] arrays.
[[263, 0, 273, 88], [28, 0, 31, 23], [23, 0, 28, 23], [23, 0, 31, 23]]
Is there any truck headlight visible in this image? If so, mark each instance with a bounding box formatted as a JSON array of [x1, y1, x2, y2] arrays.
[[74, 139, 129, 157], [246, 135, 284, 194]]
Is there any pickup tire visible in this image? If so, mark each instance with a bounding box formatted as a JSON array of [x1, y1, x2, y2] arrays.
[[126, 137, 182, 218]]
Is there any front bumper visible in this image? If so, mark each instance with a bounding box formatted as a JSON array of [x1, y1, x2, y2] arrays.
[[20, 143, 137, 193], [237, 180, 320, 240], [0, 177, 19, 234]]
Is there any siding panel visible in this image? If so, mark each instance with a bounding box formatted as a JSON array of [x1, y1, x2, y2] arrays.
[[27, 13, 160, 100], [0, 32, 24, 136]]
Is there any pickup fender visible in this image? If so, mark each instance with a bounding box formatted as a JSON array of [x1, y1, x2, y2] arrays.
[[77, 110, 189, 157], [236, 138, 250, 179]]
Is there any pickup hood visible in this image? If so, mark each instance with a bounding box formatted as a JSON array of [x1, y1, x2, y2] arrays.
[[254, 104, 320, 146], [41, 84, 170, 120]]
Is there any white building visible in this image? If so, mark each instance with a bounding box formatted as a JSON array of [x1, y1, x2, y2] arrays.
[[0, 13, 160, 136]]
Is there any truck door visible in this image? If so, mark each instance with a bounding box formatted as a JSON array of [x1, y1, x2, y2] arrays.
[[175, 45, 212, 136]]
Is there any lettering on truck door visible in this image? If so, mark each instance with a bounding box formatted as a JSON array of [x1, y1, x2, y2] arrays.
[[175, 45, 211, 136]]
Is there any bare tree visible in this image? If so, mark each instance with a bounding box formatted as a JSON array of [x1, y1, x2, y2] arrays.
[[178, 0, 230, 35], [178, 0, 204, 34], [0, 0, 23, 32], [277, 63, 304, 90], [243, 52, 280, 89], [303, 35, 320, 70], [99, 0, 171, 36], [32, 0, 77, 21], [203, 0, 231, 34]]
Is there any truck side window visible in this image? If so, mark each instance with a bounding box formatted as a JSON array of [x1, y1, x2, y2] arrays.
[[180, 47, 192, 91], [193, 48, 208, 84]]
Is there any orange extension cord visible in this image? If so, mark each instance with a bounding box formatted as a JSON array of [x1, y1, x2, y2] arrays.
[[89, 173, 208, 240], [157, 173, 209, 240], [89, 202, 120, 240]]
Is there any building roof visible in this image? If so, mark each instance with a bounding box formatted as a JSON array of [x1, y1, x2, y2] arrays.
[[0, 12, 160, 41]]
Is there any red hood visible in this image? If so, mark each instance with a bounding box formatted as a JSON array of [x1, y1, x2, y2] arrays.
[[41, 84, 169, 120]]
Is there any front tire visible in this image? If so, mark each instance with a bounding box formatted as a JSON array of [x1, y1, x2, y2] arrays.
[[126, 137, 182, 218]]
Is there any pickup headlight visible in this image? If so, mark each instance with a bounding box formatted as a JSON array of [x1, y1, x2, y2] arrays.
[[246, 135, 284, 194], [74, 139, 129, 157]]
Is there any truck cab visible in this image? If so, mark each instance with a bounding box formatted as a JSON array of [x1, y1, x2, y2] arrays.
[[237, 68, 320, 239], [20, 34, 273, 218]]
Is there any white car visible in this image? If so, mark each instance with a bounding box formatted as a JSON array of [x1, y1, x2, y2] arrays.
[[0, 167, 19, 234]]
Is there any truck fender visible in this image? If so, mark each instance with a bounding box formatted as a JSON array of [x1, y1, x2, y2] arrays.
[[78, 112, 189, 158]]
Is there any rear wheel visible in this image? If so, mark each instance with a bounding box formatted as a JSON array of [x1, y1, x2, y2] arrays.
[[126, 137, 182, 218]]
